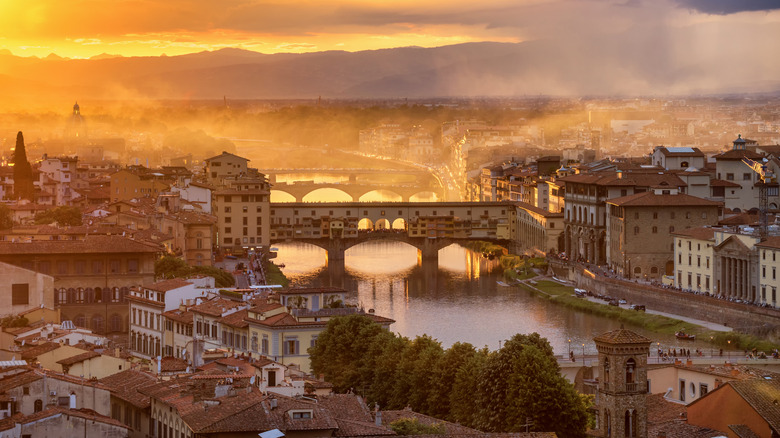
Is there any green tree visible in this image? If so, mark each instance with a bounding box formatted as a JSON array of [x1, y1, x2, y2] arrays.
[[12, 132, 35, 201], [34, 206, 83, 226], [389, 418, 445, 435], [474, 333, 588, 437], [308, 315, 395, 393], [428, 342, 478, 420], [0, 204, 13, 229], [449, 347, 489, 427], [390, 335, 444, 414], [154, 255, 234, 287]]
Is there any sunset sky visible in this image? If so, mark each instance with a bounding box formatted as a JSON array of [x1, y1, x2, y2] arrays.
[[2, 0, 780, 59]]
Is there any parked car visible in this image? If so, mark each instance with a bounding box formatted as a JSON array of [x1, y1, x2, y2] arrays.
[[618, 299, 627, 305], [608, 299, 619, 306], [629, 304, 646, 311]]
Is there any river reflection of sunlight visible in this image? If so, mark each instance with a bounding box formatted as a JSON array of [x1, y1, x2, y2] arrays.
[[345, 242, 418, 274]]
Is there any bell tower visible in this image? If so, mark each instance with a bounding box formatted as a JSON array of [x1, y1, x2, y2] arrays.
[[593, 327, 651, 438]]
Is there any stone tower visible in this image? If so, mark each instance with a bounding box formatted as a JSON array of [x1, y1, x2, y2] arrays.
[[593, 327, 651, 438]]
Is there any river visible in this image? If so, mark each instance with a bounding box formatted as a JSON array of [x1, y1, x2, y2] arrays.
[[272, 241, 707, 356]]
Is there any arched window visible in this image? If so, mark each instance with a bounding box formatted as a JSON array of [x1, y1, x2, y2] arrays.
[[34, 399, 42, 413], [624, 410, 637, 437], [110, 314, 122, 332], [634, 267, 642, 274], [92, 315, 104, 333], [77, 288, 85, 304], [85, 288, 94, 303], [67, 288, 77, 304], [680, 161, 689, 168], [605, 410, 611, 437], [650, 267, 658, 274], [625, 358, 636, 383], [95, 287, 103, 303], [57, 288, 67, 305], [604, 357, 610, 382]]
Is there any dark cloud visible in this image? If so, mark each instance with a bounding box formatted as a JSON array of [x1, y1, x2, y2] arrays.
[[675, 0, 780, 14]]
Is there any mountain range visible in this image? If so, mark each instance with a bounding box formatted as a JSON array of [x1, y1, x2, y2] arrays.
[[1, 38, 779, 101]]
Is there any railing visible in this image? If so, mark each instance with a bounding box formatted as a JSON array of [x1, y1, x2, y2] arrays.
[[625, 382, 639, 392]]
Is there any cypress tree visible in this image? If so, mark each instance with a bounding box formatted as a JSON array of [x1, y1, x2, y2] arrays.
[[13, 131, 34, 201]]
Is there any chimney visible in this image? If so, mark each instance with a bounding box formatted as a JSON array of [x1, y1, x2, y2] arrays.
[[270, 398, 277, 409], [715, 378, 723, 388], [731, 368, 740, 377], [375, 404, 382, 426]]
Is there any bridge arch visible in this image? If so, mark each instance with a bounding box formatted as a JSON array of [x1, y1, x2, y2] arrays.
[[270, 190, 298, 203], [303, 188, 353, 202], [409, 191, 439, 202], [392, 218, 407, 230], [358, 189, 403, 202]]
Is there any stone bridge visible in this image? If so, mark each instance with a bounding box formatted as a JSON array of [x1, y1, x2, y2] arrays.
[[271, 182, 442, 202]]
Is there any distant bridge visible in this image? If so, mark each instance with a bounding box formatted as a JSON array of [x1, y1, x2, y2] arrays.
[[271, 181, 443, 202], [269, 201, 517, 265]]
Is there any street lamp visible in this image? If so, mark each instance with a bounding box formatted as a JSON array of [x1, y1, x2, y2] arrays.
[[710, 337, 714, 357], [727, 340, 731, 359], [582, 343, 585, 366], [657, 342, 660, 363], [568, 339, 571, 358]]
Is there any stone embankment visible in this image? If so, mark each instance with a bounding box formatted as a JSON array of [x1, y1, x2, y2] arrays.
[[549, 259, 780, 340]]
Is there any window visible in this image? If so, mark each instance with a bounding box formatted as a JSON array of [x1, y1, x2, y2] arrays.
[[256, 216, 262, 225], [225, 217, 232, 223], [225, 227, 232, 234], [92, 260, 103, 274], [292, 411, 312, 419], [671, 211, 675, 219], [744, 173, 752, 181], [679, 379, 686, 402], [75, 260, 86, 274], [652, 226, 657, 234], [262, 337, 269, 354], [633, 226, 639, 235], [700, 383, 708, 396], [12, 284, 29, 305], [257, 206, 262, 213], [701, 212, 707, 219], [653, 212, 658, 219], [697, 256, 700, 267], [127, 259, 139, 273], [57, 260, 69, 275], [224, 206, 231, 213], [110, 259, 121, 274], [243, 217, 248, 225], [669, 226, 675, 232], [726, 173, 734, 181]]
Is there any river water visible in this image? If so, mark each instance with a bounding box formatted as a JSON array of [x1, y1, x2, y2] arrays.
[[272, 241, 704, 356]]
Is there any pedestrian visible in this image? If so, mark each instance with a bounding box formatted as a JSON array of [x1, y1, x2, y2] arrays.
[[719, 348, 723, 357]]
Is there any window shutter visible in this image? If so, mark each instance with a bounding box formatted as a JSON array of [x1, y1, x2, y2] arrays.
[[283, 342, 289, 355], [295, 340, 300, 355]]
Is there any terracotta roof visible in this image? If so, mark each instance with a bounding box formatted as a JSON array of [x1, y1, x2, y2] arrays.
[[513, 201, 564, 218], [161, 356, 189, 372], [98, 369, 157, 409], [17, 407, 129, 429], [20, 342, 61, 360], [671, 227, 716, 241], [144, 278, 192, 292], [729, 424, 761, 438], [755, 236, 780, 250], [213, 189, 270, 195], [646, 393, 724, 438], [713, 149, 764, 160], [0, 369, 41, 392], [163, 308, 194, 324], [335, 418, 395, 437], [593, 328, 651, 345], [656, 147, 705, 157], [719, 212, 759, 226], [606, 192, 722, 207], [56, 350, 100, 366], [217, 309, 249, 328], [0, 235, 162, 255], [560, 171, 686, 189], [204, 151, 249, 163], [728, 378, 780, 432], [190, 297, 247, 317]]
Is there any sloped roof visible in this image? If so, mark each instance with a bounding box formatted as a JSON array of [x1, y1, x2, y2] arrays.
[[99, 369, 157, 409], [0, 235, 162, 255], [144, 278, 192, 293], [729, 378, 780, 432], [593, 328, 651, 345], [56, 350, 100, 366], [671, 227, 716, 242]]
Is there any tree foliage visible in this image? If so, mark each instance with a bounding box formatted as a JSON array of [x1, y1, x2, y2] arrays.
[[34, 206, 83, 226], [0, 204, 13, 230], [154, 255, 235, 287], [12, 132, 35, 201], [389, 418, 445, 435], [309, 317, 588, 437]]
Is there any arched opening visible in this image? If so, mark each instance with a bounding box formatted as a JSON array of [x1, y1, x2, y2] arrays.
[[95, 287, 103, 303], [358, 218, 374, 230], [74, 314, 86, 328], [302, 188, 352, 202], [625, 358, 636, 383], [270, 190, 297, 203], [665, 260, 675, 276], [650, 266, 658, 274], [374, 218, 391, 230], [605, 410, 611, 437], [34, 399, 42, 413], [359, 189, 402, 202], [110, 314, 122, 332], [624, 410, 636, 437], [680, 161, 689, 168], [392, 218, 407, 230], [409, 191, 439, 202], [92, 315, 104, 333], [634, 266, 642, 274]]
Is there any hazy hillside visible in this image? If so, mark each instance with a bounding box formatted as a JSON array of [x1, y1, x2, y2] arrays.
[[1, 38, 779, 102]]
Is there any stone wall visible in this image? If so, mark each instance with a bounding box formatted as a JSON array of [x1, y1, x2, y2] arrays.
[[549, 259, 780, 340]]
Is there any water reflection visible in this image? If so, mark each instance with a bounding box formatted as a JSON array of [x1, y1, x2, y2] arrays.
[[273, 241, 715, 355]]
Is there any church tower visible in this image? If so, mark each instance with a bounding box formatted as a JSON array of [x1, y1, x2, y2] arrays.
[[593, 327, 651, 438]]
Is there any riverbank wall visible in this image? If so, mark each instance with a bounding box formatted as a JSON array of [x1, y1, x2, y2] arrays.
[[549, 260, 780, 341]]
